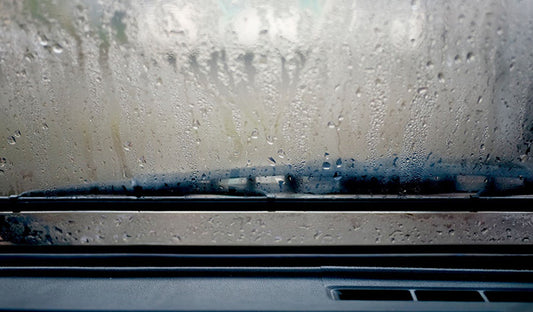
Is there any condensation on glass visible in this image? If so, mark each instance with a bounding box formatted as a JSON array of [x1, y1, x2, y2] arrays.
[[1, 211, 532, 245], [0, 0, 532, 195]]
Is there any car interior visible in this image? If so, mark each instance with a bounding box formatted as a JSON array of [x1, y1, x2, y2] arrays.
[[0, 1, 532, 311]]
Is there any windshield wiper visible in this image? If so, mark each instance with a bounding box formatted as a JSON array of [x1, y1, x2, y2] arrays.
[[13, 158, 533, 198]]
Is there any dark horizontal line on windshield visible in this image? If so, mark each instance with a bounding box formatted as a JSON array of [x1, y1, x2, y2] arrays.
[[1, 194, 533, 212]]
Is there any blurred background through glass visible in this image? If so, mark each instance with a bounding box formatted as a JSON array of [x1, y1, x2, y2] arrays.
[[0, 0, 532, 195]]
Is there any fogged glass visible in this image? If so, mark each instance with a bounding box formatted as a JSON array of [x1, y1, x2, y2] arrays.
[[0, 0, 532, 195]]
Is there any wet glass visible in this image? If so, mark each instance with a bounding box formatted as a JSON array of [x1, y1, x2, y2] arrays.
[[0, 0, 532, 196], [1, 1, 533, 246]]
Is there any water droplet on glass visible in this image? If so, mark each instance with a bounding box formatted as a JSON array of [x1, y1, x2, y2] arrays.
[[251, 129, 259, 139], [7, 136, 16, 145], [192, 120, 200, 130], [266, 136, 274, 145], [0, 157, 6, 167], [268, 157, 276, 165], [14, 130, 21, 137], [277, 149, 285, 158], [52, 44, 63, 54], [437, 72, 445, 83], [477, 96, 483, 104], [38, 34, 48, 46], [123, 141, 132, 151], [327, 121, 335, 128], [336, 158, 342, 167], [417, 87, 428, 95], [322, 162, 331, 170], [355, 88, 362, 97], [138, 156, 147, 168], [24, 51, 34, 62], [466, 51, 474, 62]]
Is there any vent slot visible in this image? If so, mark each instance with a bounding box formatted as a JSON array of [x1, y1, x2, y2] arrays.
[[333, 288, 533, 303], [335, 289, 413, 301], [413, 290, 484, 302], [484, 290, 533, 302]]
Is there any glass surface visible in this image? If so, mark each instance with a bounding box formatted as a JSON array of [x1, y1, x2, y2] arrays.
[[0, 0, 533, 196], [1, 1, 533, 246]]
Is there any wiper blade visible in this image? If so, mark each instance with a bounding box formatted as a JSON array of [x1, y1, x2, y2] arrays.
[[18, 166, 295, 197], [16, 159, 533, 198], [19, 176, 268, 198]]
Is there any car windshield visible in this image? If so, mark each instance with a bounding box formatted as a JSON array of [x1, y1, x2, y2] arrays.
[[0, 0, 532, 246]]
